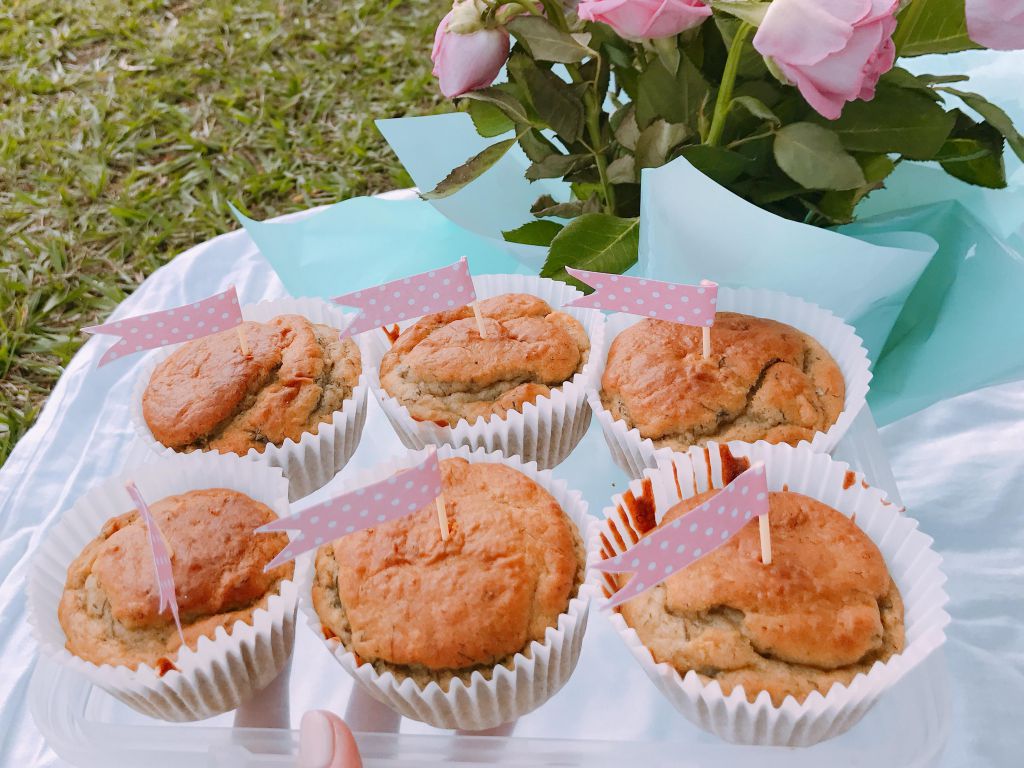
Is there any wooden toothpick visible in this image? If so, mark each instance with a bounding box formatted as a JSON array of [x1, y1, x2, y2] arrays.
[[472, 302, 488, 339], [759, 513, 772, 565], [237, 325, 250, 356], [702, 326, 711, 359], [435, 494, 450, 541]]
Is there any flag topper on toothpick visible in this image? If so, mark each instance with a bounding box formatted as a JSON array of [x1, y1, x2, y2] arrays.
[[564, 268, 719, 358], [331, 256, 488, 339], [83, 287, 245, 367], [125, 481, 186, 646], [594, 462, 771, 610], [258, 448, 448, 571]]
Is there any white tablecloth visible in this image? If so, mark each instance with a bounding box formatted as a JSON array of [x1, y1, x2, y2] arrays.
[[1, 218, 1020, 767]]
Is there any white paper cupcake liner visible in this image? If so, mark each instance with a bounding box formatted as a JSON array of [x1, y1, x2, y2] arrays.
[[27, 451, 299, 722], [298, 444, 596, 730], [589, 287, 872, 478], [363, 274, 606, 470], [589, 441, 948, 746], [130, 296, 370, 501]]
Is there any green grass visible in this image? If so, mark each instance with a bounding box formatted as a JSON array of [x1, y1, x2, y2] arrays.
[[0, 0, 449, 465]]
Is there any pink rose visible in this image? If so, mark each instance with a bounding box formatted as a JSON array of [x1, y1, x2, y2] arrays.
[[431, 11, 510, 99], [577, 0, 711, 40], [966, 0, 1024, 50], [753, 0, 899, 120]]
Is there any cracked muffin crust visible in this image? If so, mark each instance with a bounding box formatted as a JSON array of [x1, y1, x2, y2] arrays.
[[311, 458, 585, 689], [378, 293, 590, 427], [143, 315, 361, 455], [616, 489, 904, 705], [600, 313, 844, 451], [58, 488, 294, 670]]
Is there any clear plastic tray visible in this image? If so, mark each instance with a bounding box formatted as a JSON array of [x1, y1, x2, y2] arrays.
[[30, 405, 951, 767]]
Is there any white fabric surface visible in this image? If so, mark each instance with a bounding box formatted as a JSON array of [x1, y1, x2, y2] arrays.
[[1, 217, 1021, 767]]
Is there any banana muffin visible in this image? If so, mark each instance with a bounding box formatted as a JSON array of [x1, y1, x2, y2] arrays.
[[143, 315, 361, 455], [378, 293, 589, 427], [601, 313, 845, 451], [614, 489, 904, 705], [311, 457, 585, 688], [59, 488, 294, 670]]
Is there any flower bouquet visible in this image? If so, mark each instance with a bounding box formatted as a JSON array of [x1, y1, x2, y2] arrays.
[[424, 0, 1024, 281]]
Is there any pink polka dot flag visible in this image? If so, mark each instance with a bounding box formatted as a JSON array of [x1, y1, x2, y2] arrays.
[[83, 287, 243, 367], [331, 257, 477, 338], [258, 448, 444, 571], [125, 481, 186, 646], [565, 268, 718, 327], [594, 462, 768, 609]]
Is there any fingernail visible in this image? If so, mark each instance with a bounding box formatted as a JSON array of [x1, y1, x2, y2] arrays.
[[299, 710, 335, 768]]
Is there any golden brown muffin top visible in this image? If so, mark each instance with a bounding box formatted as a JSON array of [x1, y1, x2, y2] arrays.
[[379, 293, 589, 427], [143, 315, 360, 455], [601, 314, 844, 450], [59, 488, 294, 668], [88, 489, 289, 628], [617, 489, 904, 704], [330, 458, 582, 672]]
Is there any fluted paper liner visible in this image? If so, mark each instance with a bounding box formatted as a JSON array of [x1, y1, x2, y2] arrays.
[[364, 274, 606, 470], [27, 451, 299, 722], [131, 296, 370, 500], [589, 287, 872, 478], [589, 441, 949, 746], [298, 444, 596, 730]]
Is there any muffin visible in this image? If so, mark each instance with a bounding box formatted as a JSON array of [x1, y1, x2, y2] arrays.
[[143, 314, 361, 455], [600, 313, 845, 451], [378, 293, 590, 428], [612, 487, 904, 707], [311, 456, 585, 688], [59, 488, 294, 670]]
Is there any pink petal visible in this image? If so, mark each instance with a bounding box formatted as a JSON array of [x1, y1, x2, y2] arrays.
[[642, 0, 712, 39], [859, 0, 900, 25], [754, 0, 872, 66], [777, 60, 846, 120], [433, 27, 510, 99], [966, 0, 1024, 50], [793, 21, 886, 104]]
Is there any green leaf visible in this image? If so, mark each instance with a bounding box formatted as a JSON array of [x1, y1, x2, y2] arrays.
[[531, 194, 592, 218], [635, 55, 709, 129], [503, 220, 564, 246], [651, 36, 680, 74], [879, 67, 943, 102], [732, 177, 805, 205], [938, 87, 1024, 162], [893, 0, 981, 57], [635, 121, 691, 169], [507, 16, 594, 63], [466, 100, 514, 138], [541, 214, 640, 284], [815, 86, 956, 160], [730, 95, 780, 126], [606, 155, 636, 184], [508, 54, 585, 142], [773, 123, 866, 190], [612, 104, 641, 150], [519, 129, 560, 162], [815, 154, 897, 224], [934, 111, 1006, 188], [460, 87, 533, 125], [525, 153, 594, 180], [710, 1, 769, 26], [917, 73, 970, 85], [421, 137, 518, 199], [677, 145, 752, 186]]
